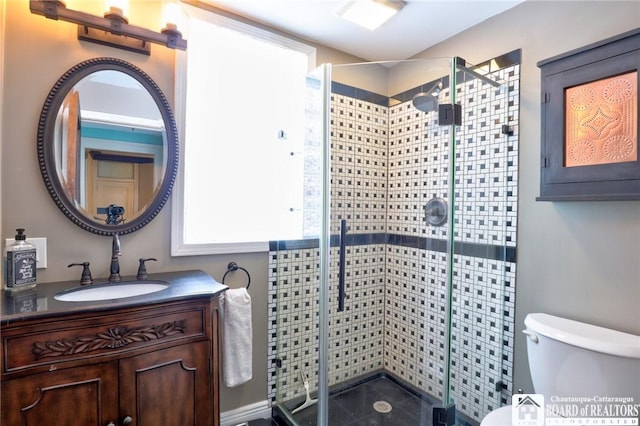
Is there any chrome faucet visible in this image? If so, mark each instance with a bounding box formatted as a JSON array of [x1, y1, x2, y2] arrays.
[[109, 233, 122, 282]]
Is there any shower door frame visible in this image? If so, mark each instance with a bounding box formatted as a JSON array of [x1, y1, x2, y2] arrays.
[[270, 52, 519, 426]]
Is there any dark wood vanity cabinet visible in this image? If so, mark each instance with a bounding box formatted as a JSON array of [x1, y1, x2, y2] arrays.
[[1, 297, 221, 426], [119, 341, 212, 426], [1, 361, 119, 425]]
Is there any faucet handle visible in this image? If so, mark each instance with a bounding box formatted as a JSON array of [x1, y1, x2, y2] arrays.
[[112, 233, 121, 256], [68, 262, 93, 286], [136, 258, 157, 280]]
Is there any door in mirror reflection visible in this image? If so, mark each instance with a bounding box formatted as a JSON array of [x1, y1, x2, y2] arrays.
[[86, 151, 157, 223], [54, 69, 166, 225]]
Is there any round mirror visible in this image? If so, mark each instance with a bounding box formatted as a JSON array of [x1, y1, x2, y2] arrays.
[[37, 58, 178, 236]]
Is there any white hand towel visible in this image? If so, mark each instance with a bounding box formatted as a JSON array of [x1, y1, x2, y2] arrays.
[[222, 288, 253, 388]]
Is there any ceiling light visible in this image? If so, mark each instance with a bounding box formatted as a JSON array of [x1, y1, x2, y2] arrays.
[[336, 0, 406, 31]]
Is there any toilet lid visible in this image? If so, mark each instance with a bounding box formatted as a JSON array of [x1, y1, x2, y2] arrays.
[[480, 405, 512, 426]]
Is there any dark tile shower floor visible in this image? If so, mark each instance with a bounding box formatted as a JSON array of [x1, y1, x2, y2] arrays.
[[280, 377, 434, 426]]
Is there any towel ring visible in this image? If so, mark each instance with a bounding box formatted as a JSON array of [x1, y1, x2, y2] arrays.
[[222, 262, 251, 289]]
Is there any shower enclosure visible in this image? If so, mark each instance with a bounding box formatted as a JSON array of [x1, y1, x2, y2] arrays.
[[268, 51, 520, 425]]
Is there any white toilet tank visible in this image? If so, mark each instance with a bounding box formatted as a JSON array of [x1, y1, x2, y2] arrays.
[[524, 313, 640, 399]]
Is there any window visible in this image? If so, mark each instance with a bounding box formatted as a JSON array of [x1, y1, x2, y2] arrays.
[[172, 5, 317, 255]]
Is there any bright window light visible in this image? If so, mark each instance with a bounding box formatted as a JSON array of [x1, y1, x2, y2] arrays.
[[172, 7, 317, 255]]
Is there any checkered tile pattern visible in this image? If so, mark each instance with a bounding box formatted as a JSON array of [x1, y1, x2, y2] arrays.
[[267, 62, 520, 423]]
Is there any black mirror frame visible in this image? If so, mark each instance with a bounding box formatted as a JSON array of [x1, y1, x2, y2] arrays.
[[37, 57, 179, 236]]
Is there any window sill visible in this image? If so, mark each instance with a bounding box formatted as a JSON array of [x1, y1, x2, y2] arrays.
[[171, 240, 270, 256]]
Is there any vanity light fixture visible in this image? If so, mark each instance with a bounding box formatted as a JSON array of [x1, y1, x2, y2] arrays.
[[335, 0, 406, 31], [29, 0, 187, 56]]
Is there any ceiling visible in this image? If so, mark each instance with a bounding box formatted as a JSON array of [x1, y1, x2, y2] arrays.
[[203, 0, 525, 62]]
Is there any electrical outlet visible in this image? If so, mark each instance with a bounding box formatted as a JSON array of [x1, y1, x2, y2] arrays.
[[5, 237, 47, 269]]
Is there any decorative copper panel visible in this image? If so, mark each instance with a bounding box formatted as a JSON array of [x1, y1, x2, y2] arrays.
[[565, 71, 637, 167]]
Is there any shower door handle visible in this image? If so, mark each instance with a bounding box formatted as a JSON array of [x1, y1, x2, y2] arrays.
[[338, 219, 347, 312]]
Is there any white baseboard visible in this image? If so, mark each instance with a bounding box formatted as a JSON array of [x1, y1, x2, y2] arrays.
[[220, 400, 271, 426]]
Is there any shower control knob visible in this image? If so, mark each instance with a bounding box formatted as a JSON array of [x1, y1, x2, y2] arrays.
[[424, 197, 448, 226]]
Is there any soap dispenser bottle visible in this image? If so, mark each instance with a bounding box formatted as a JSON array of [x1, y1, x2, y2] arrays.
[[4, 228, 37, 292]]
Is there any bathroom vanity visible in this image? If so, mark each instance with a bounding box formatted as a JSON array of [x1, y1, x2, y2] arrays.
[[0, 270, 227, 426]]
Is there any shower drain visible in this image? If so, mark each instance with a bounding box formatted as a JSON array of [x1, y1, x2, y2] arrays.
[[373, 400, 392, 414]]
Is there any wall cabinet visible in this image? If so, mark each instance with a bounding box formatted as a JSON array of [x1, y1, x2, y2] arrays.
[[1, 298, 221, 426], [537, 29, 640, 201]]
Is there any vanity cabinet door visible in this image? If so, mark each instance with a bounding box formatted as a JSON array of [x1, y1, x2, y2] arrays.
[[0, 361, 119, 426], [119, 341, 212, 426]]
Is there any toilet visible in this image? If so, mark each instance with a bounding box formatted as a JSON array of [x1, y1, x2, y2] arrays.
[[481, 313, 640, 426]]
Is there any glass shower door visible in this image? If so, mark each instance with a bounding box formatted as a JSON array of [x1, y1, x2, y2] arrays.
[[269, 63, 330, 426], [320, 57, 458, 426], [269, 51, 520, 426], [444, 56, 519, 425]]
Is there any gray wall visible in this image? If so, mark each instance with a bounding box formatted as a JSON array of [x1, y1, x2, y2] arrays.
[[404, 1, 640, 393], [0, 0, 363, 413], [2, 0, 639, 414]]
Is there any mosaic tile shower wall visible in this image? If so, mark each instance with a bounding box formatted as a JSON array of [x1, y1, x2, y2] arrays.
[[267, 92, 390, 403], [268, 56, 520, 424]]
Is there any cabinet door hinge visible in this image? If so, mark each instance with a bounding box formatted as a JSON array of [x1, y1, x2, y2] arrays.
[[209, 357, 213, 375], [543, 157, 550, 168], [542, 92, 551, 103]]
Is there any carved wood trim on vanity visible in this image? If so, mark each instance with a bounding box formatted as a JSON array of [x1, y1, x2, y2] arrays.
[[32, 320, 186, 359], [1, 298, 221, 426], [2, 301, 208, 376], [1, 270, 225, 426]]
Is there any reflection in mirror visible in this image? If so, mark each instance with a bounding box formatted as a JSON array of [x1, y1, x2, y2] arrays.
[[54, 70, 166, 225], [38, 58, 178, 236]]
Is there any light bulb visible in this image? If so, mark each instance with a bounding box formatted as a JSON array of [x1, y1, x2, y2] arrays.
[[162, 3, 182, 35], [104, 0, 129, 23]]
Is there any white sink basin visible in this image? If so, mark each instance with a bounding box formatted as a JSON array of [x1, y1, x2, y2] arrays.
[[54, 280, 169, 302]]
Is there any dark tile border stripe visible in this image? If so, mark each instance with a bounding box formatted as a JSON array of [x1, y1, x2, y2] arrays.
[[269, 233, 516, 263], [331, 81, 388, 107]]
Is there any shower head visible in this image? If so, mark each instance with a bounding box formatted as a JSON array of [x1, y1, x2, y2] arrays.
[[412, 92, 438, 113], [412, 81, 443, 113]]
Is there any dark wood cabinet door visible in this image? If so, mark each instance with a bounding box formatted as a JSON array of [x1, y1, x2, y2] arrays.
[[1, 362, 119, 426], [119, 341, 212, 426]]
